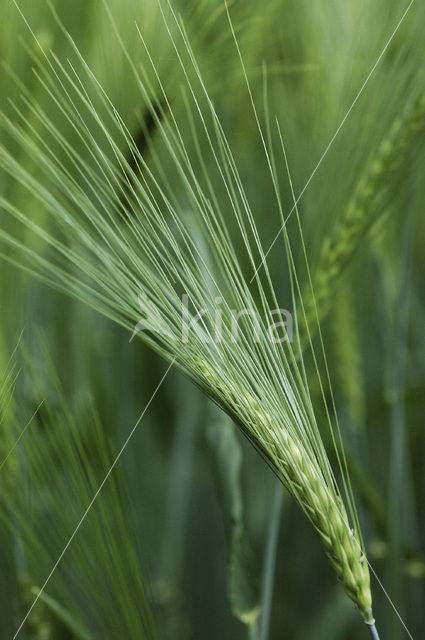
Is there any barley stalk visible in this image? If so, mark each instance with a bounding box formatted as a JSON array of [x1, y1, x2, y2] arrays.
[[331, 284, 366, 430]]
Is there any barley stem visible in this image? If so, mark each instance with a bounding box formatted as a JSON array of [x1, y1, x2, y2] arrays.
[[259, 481, 283, 640], [369, 623, 380, 640]]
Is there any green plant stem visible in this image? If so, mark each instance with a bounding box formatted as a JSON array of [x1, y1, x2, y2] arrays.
[[369, 623, 380, 640], [259, 481, 283, 640]]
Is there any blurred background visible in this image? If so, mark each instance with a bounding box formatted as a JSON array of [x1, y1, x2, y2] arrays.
[[0, 1, 424, 638]]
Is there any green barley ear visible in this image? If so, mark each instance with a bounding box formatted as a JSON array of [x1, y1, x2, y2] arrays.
[[297, 91, 425, 348], [198, 361, 374, 625], [0, 3, 381, 635]]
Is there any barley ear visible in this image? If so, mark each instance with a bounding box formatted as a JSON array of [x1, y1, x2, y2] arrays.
[[297, 92, 425, 348], [270, 432, 374, 624], [200, 365, 375, 625]]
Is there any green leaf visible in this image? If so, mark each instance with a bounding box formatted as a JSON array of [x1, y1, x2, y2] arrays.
[[206, 404, 260, 628], [30, 588, 94, 640]]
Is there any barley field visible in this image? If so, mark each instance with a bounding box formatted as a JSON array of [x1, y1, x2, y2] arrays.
[[0, 1, 424, 639]]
